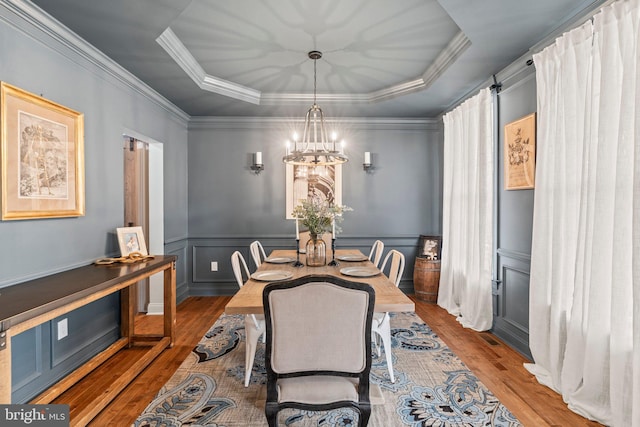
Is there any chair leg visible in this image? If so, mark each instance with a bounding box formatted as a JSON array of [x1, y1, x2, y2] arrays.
[[265, 403, 278, 427], [378, 320, 395, 383], [358, 403, 372, 427], [244, 319, 261, 387]]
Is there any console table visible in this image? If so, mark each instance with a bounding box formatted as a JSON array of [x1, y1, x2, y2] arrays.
[[0, 255, 176, 425]]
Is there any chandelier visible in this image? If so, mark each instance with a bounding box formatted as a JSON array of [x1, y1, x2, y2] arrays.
[[283, 51, 349, 166]]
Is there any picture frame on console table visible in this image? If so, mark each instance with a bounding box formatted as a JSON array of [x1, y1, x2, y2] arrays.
[[117, 226, 148, 257], [1, 82, 85, 220]]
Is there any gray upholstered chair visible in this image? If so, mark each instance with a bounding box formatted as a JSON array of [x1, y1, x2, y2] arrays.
[[368, 240, 385, 268], [262, 275, 375, 427], [372, 249, 405, 383], [250, 240, 267, 269], [230, 250, 266, 387]]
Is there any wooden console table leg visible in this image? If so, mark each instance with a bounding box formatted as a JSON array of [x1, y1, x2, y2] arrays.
[[0, 330, 11, 403], [120, 286, 135, 347], [164, 262, 176, 346]]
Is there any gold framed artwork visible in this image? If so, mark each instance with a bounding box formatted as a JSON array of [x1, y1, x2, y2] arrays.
[[504, 112, 536, 190], [285, 164, 342, 219], [117, 226, 148, 257], [1, 82, 85, 220]]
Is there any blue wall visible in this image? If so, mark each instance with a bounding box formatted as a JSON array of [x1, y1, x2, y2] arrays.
[[492, 69, 537, 358], [0, 2, 189, 401], [186, 119, 444, 295]]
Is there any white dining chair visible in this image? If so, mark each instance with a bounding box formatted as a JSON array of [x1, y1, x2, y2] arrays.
[[372, 249, 405, 383], [231, 250, 266, 387], [368, 240, 384, 268], [250, 240, 267, 269]]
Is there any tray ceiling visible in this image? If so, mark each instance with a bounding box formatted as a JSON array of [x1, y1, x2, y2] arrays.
[[29, 0, 606, 117]]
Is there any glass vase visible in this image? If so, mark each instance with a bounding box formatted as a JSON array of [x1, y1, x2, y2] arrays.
[[305, 233, 326, 266]]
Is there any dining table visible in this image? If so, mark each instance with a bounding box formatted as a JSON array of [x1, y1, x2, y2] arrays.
[[225, 248, 415, 315]]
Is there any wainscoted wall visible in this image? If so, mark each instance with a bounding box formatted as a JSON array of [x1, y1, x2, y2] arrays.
[[11, 294, 120, 403], [186, 118, 444, 296], [188, 236, 422, 296], [165, 238, 190, 303], [0, 3, 189, 402], [492, 69, 536, 359]]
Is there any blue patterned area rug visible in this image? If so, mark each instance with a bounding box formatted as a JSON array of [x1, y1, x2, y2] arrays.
[[134, 313, 522, 426]]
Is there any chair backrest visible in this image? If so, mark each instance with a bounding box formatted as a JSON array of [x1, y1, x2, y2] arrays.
[[368, 240, 384, 267], [380, 249, 405, 287], [249, 240, 267, 269], [263, 274, 375, 377], [230, 250, 251, 288]]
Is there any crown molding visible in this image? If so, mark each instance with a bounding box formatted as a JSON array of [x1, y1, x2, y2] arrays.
[[1, 0, 190, 123], [156, 27, 261, 105], [439, 0, 611, 118], [157, 26, 467, 106], [188, 116, 440, 131], [422, 31, 471, 88]]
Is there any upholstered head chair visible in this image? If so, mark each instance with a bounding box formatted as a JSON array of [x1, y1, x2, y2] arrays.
[[262, 274, 375, 427]]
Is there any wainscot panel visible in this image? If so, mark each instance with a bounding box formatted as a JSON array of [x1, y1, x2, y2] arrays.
[[492, 249, 532, 359], [187, 236, 422, 297], [11, 294, 120, 403]]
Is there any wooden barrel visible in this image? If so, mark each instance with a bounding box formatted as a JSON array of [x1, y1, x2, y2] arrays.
[[413, 258, 441, 303]]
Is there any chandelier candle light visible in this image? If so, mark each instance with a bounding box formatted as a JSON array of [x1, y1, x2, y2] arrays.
[[283, 51, 349, 167]]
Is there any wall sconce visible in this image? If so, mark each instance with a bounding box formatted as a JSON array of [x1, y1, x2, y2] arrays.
[[363, 151, 372, 171], [251, 151, 264, 173]]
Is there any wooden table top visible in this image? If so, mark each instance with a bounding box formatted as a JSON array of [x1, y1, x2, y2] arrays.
[[225, 249, 415, 315]]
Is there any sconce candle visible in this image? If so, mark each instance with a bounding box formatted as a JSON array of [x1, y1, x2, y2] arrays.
[[364, 151, 371, 165], [255, 151, 262, 165]]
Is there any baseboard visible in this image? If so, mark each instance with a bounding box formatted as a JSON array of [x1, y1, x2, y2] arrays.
[[146, 302, 164, 315]]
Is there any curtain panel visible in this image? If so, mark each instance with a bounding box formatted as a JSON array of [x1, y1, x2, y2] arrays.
[[527, 1, 640, 425], [439, 88, 494, 331]]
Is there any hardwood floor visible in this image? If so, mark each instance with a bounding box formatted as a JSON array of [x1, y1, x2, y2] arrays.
[[57, 296, 603, 426]]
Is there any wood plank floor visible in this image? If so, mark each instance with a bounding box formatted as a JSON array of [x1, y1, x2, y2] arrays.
[[57, 295, 603, 426]]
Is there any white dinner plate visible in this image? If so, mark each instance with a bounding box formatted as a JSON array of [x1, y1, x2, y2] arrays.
[[340, 267, 380, 278], [336, 254, 368, 262], [251, 270, 294, 282], [265, 257, 296, 264]]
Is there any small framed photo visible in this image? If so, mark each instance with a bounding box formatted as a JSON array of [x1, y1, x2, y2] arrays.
[[418, 235, 441, 260], [117, 226, 148, 257]]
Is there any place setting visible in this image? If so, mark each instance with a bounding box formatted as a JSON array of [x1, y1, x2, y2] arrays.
[[250, 270, 293, 282]]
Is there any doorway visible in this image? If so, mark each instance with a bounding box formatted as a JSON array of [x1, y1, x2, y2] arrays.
[[123, 131, 164, 314]]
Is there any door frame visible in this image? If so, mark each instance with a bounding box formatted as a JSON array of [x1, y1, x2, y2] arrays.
[[123, 128, 164, 314]]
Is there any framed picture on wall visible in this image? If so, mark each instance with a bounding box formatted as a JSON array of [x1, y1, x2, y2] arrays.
[[285, 164, 342, 219], [1, 82, 85, 220], [504, 112, 536, 190], [117, 226, 148, 257], [418, 235, 442, 260]]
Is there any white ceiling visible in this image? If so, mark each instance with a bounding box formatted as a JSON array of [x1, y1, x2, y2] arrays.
[[30, 0, 606, 118]]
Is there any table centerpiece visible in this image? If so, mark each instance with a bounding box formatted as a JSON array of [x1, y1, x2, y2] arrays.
[[291, 199, 352, 266]]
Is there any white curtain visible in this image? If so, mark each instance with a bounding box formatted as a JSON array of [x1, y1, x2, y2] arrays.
[[439, 88, 494, 331], [526, 1, 640, 425]]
